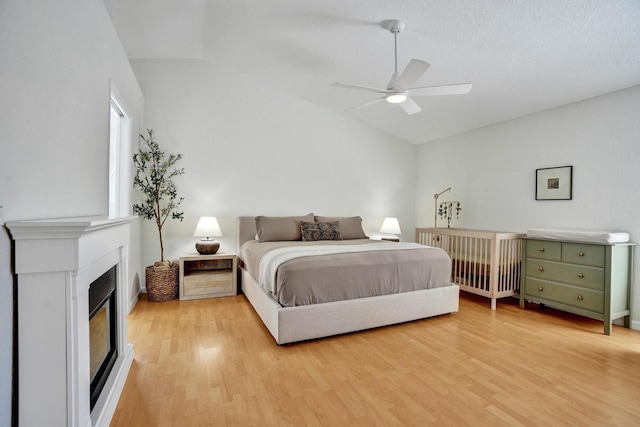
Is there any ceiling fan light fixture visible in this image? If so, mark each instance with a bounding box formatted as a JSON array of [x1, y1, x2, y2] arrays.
[[386, 92, 407, 104], [333, 19, 471, 116]]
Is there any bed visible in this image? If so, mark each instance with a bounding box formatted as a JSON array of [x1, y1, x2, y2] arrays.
[[415, 228, 525, 310], [237, 215, 459, 344]]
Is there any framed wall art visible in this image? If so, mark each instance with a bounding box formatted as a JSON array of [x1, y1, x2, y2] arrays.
[[536, 166, 572, 200]]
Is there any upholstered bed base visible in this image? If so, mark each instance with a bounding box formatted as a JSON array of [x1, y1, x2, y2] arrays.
[[240, 267, 459, 344], [237, 216, 459, 345]]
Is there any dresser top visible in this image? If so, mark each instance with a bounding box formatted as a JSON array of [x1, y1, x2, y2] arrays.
[[526, 228, 630, 245]]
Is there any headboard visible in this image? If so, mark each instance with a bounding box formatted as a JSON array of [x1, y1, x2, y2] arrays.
[[237, 216, 257, 253]]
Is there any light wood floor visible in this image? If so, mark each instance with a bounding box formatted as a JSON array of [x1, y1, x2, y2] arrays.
[[111, 293, 640, 427]]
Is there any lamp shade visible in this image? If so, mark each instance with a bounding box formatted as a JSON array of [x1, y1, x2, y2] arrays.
[[193, 216, 223, 238], [379, 217, 402, 234]]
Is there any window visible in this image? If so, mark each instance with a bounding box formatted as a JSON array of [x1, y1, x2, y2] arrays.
[[108, 88, 132, 218]]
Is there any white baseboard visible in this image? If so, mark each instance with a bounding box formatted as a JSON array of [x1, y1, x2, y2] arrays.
[[630, 319, 640, 331], [128, 291, 140, 314]]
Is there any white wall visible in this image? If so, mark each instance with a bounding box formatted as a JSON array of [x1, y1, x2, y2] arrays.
[[416, 85, 640, 328], [130, 59, 417, 275], [0, 0, 145, 422], [0, 207, 12, 427]]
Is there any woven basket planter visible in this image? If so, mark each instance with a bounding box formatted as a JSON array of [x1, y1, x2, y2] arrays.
[[145, 264, 179, 302]]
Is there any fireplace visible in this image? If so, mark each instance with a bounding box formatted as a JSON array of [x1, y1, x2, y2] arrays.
[[7, 216, 135, 427], [89, 265, 118, 410]]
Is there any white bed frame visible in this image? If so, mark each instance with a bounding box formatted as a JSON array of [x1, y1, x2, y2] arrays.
[[237, 217, 460, 345]]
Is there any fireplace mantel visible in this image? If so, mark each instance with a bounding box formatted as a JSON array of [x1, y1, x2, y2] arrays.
[[7, 216, 136, 427]]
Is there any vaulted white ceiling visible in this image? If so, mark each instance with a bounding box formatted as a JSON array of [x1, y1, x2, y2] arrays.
[[104, 0, 640, 145]]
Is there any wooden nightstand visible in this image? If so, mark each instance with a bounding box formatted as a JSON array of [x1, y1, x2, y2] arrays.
[[179, 253, 237, 300]]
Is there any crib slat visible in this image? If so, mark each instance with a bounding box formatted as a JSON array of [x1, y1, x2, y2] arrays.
[[415, 227, 525, 310]]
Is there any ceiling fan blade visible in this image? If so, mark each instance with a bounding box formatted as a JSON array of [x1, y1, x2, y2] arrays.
[[332, 82, 391, 95], [346, 97, 386, 111], [409, 83, 472, 97], [398, 97, 422, 115], [386, 72, 400, 91], [394, 59, 430, 90]]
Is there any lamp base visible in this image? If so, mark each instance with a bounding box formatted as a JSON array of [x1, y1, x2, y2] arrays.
[[195, 239, 220, 254], [381, 236, 400, 242]]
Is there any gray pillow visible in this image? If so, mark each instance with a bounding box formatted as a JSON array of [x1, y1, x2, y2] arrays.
[[255, 213, 314, 242], [301, 221, 343, 241], [314, 216, 368, 239]]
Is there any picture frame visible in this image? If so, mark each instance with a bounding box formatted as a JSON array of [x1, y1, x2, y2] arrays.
[[536, 166, 572, 200]]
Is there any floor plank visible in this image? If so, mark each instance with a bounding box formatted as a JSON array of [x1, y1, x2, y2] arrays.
[[110, 293, 640, 426]]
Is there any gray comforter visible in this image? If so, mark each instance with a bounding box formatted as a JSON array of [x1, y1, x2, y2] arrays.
[[240, 239, 452, 307]]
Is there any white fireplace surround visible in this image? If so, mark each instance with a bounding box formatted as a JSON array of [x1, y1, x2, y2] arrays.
[[7, 216, 136, 427]]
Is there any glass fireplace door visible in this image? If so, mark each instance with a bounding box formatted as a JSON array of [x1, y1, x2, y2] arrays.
[[88, 266, 118, 410]]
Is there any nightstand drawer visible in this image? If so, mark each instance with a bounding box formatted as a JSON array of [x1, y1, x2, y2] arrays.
[[562, 243, 605, 267], [526, 239, 561, 261], [183, 270, 233, 297], [179, 253, 238, 300], [525, 260, 604, 290], [525, 278, 603, 313]]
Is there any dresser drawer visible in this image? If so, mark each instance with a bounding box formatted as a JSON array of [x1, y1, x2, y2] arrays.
[[562, 243, 605, 267], [526, 239, 561, 261], [525, 278, 603, 313], [525, 259, 604, 290]]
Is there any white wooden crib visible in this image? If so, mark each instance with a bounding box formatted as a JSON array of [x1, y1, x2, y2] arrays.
[[416, 228, 526, 309]]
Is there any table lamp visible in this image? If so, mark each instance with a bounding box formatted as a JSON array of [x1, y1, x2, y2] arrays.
[[379, 217, 401, 242], [193, 216, 222, 254]]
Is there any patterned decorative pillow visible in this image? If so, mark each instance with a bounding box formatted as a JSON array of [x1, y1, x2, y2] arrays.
[[314, 216, 368, 239], [300, 221, 343, 241]]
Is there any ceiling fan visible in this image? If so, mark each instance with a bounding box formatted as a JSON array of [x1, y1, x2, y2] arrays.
[[332, 20, 472, 115]]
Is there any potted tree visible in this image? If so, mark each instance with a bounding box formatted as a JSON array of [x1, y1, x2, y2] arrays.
[[133, 129, 185, 301]]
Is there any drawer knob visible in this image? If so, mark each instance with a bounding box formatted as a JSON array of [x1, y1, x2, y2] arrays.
[[577, 295, 583, 301], [578, 252, 585, 257], [578, 273, 584, 278], [538, 267, 544, 271], [539, 248, 545, 252], [538, 286, 544, 291]]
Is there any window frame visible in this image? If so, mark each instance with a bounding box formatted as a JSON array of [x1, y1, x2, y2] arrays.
[[108, 85, 133, 218]]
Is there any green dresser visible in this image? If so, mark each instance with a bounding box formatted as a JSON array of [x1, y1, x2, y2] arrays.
[[519, 238, 634, 335]]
